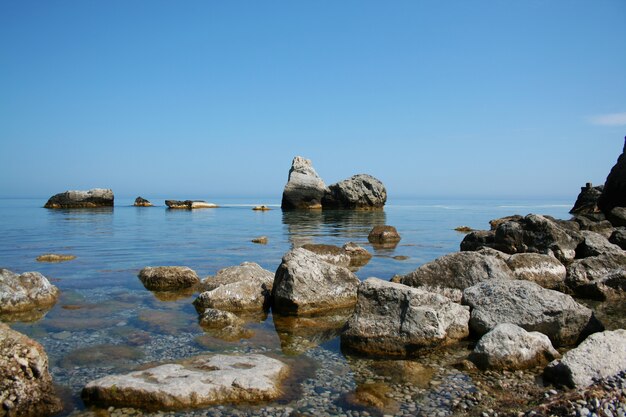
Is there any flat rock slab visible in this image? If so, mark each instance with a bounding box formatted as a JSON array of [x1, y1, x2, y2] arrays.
[[138, 266, 200, 291], [544, 329, 626, 388], [82, 354, 289, 410]]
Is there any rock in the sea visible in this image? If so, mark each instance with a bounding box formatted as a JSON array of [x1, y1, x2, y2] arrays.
[[198, 308, 244, 328], [322, 174, 387, 210], [341, 278, 470, 357], [565, 253, 626, 300], [607, 206, 626, 227], [133, 196, 153, 207], [576, 230, 623, 258], [0, 322, 62, 416], [505, 253, 567, 291], [36, 253, 76, 263], [367, 225, 401, 243], [301, 244, 351, 267], [251, 236, 268, 244], [462, 279, 603, 346], [165, 200, 217, 209], [570, 182, 603, 215], [610, 227, 626, 249], [252, 205, 271, 211], [395, 251, 513, 302], [342, 242, 373, 268], [44, 188, 114, 208], [0, 269, 59, 316], [272, 248, 360, 315], [544, 329, 626, 388], [597, 137, 626, 214], [193, 262, 273, 313], [469, 323, 560, 370], [281, 156, 328, 210], [138, 266, 200, 291], [82, 354, 289, 409]]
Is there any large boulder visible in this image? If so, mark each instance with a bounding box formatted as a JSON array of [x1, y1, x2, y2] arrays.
[[395, 251, 514, 302], [322, 174, 387, 210], [272, 248, 360, 315], [544, 329, 626, 388], [0, 269, 59, 318], [609, 227, 626, 250], [565, 253, 626, 300], [573, 216, 613, 238], [505, 253, 567, 291], [281, 156, 328, 210], [462, 279, 603, 346], [193, 262, 273, 313], [607, 207, 626, 227], [0, 322, 62, 416], [138, 266, 200, 291], [570, 183, 603, 215], [341, 278, 470, 357], [82, 354, 289, 409], [469, 323, 560, 370], [300, 244, 351, 267], [575, 230, 624, 258], [367, 225, 401, 243], [597, 137, 626, 214], [44, 188, 113, 208]]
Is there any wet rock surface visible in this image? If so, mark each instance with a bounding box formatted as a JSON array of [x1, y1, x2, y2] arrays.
[[138, 266, 200, 291], [367, 225, 401, 243]]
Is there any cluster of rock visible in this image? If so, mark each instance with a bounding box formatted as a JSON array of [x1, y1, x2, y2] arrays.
[[281, 156, 387, 210], [165, 200, 217, 209]]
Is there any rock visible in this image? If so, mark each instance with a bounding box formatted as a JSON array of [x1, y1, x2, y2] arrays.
[[607, 207, 626, 227], [272, 248, 360, 315], [0, 269, 59, 316], [610, 227, 626, 249], [544, 329, 626, 388], [505, 253, 567, 291], [490, 215, 523, 230], [44, 188, 114, 208], [455, 226, 475, 233], [251, 236, 268, 244], [462, 279, 603, 346], [461, 214, 583, 264], [252, 205, 271, 211], [281, 156, 328, 210], [342, 242, 373, 268], [193, 262, 273, 313], [396, 251, 513, 302], [137, 266, 200, 291], [133, 196, 153, 207], [597, 137, 626, 214], [0, 322, 62, 416], [565, 253, 626, 300], [341, 278, 470, 357], [82, 354, 289, 409], [570, 182, 603, 215], [165, 200, 217, 209], [322, 174, 387, 210], [574, 216, 613, 238], [469, 323, 560, 370], [301, 244, 351, 267], [576, 230, 624, 258], [367, 225, 401, 243], [198, 308, 245, 328], [36, 253, 76, 262]]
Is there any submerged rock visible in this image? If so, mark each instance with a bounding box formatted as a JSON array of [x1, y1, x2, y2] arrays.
[[281, 156, 328, 210], [565, 253, 626, 300], [544, 329, 626, 388], [0, 269, 59, 317], [462, 279, 603, 346], [133, 196, 153, 207], [367, 225, 401, 243], [165, 200, 217, 209], [469, 323, 560, 370], [597, 137, 626, 214], [570, 182, 603, 215], [0, 322, 62, 416], [36, 253, 76, 262], [341, 278, 470, 357], [251, 236, 268, 244], [44, 188, 114, 208], [252, 205, 271, 211], [82, 354, 289, 409], [138, 266, 200, 291], [198, 308, 245, 328], [342, 242, 373, 268], [322, 174, 387, 210], [272, 248, 360, 315]]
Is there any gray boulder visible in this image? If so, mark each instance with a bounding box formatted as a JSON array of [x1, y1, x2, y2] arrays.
[[597, 136, 626, 214], [82, 354, 289, 409], [281, 156, 328, 210], [574, 216, 613, 238], [193, 262, 273, 313], [395, 251, 514, 302], [322, 174, 387, 210], [341, 278, 470, 357], [544, 329, 626, 388], [505, 253, 567, 291], [565, 253, 626, 300], [576, 230, 623, 258], [610, 227, 626, 250], [342, 242, 373, 268], [607, 207, 626, 227], [570, 182, 603, 215], [0, 322, 62, 416], [301, 244, 351, 267], [138, 266, 200, 291], [272, 248, 360, 315], [44, 188, 113, 208], [0, 269, 59, 318], [469, 323, 560, 370], [462, 279, 603, 346]]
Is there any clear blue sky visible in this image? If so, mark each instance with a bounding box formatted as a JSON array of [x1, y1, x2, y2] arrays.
[[1, 1, 625, 200]]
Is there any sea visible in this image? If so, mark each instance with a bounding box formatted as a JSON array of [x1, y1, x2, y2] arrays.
[[0, 196, 587, 416]]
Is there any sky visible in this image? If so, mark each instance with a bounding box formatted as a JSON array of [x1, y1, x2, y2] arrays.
[[1, 1, 625, 201]]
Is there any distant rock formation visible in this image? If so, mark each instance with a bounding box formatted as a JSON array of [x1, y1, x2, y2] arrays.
[[165, 200, 217, 209], [598, 137, 626, 214], [570, 183, 603, 214], [322, 174, 387, 210], [134, 196, 153, 207], [44, 188, 113, 208], [281, 156, 328, 210]]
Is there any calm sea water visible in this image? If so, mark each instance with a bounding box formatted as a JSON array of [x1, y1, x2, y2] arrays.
[[0, 197, 573, 415]]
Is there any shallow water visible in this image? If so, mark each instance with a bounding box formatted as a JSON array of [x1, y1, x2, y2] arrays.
[[2, 196, 618, 416]]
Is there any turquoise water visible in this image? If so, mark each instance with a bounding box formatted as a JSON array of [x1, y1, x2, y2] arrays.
[[0, 197, 573, 415]]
